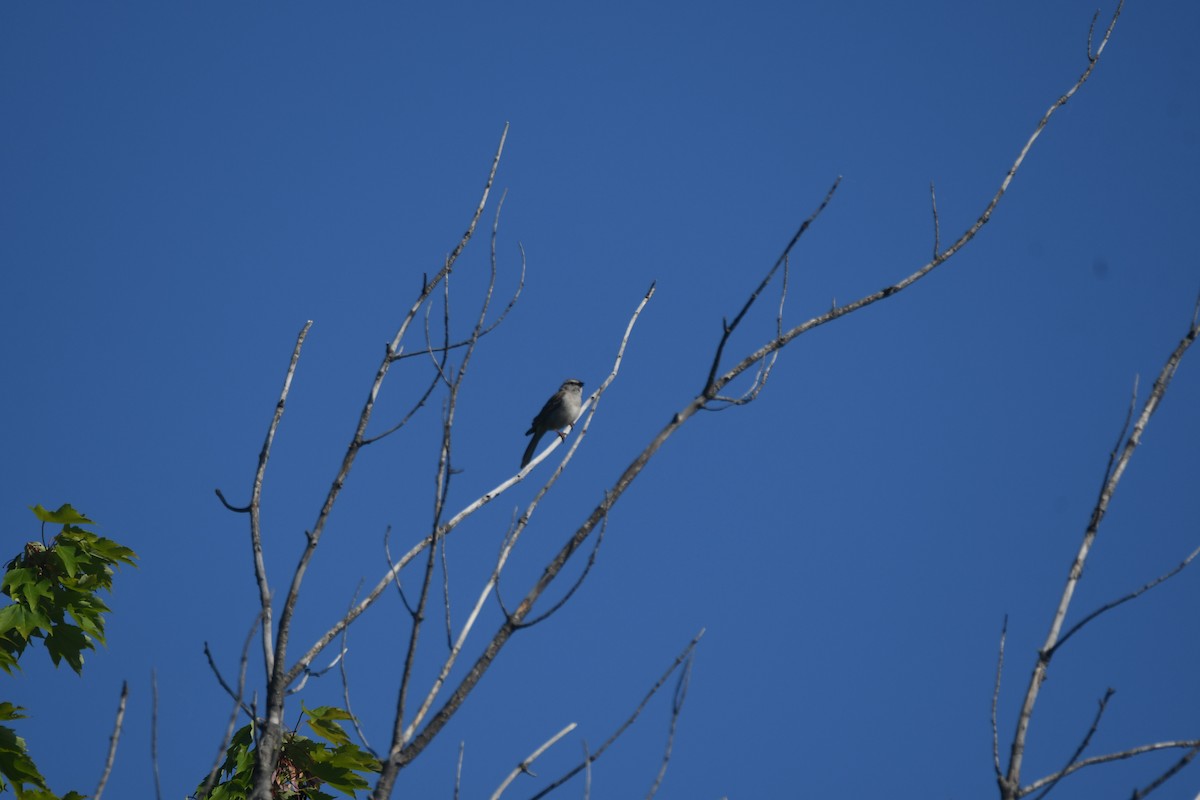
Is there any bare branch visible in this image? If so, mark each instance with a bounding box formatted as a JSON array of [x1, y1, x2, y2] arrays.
[[296, 283, 656, 701], [1004, 291, 1198, 796], [516, 508, 608, 629], [992, 615, 1007, 780], [1022, 740, 1200, 796], [711, 2, 1127, 402], [489, 722, 578, 799], [252, 125, 510, 800], [1053, 543, 1200, 655], [527, 630, 705, 800], [455, 741, 465, 800], [249, 320, 312, 680], [93, 681, 128, 800], [702, 178, 840, 396], [645, 644, 695, 799], [204, 642, 254, 718], [1128, 743, 1200, 799], [338, 585, 375, 757], [929, 181, 941, 258]]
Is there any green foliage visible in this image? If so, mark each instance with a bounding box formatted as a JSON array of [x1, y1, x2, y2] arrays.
[[197, 707, 380, 799], [2, 505, 137, 674], [0, 505, 136, 800], [0, 702, 50, 799]]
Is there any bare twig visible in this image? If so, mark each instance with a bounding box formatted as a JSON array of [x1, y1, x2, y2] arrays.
[[1128, 743, 1200, 799], [527, 630, 705, 800], [702, 179, 840, 397], [645, 645, 695, 799], [93, 681, 128, 800], [338, 586, 374, 756], [1031, 687, 1114, 800], [204, 642, 255, 718], [1021, 740, 1200, 795], [705, 253, 788, 408], [992, 616, 1007, 781], [929, 181, 941, 258], [454, 741, 465, 800], [515, 508, 608, 629], [489, 723, 578, 799], [199, 615, 261, 799], [582, 740, 593, 800], [1053, 543, 1200, 655], [213, 489, 250, 513]]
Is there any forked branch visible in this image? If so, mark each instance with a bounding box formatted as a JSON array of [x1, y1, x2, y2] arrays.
[[1002, 299, 1199, 798]]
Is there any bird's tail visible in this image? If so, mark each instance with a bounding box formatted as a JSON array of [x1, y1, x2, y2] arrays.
[[521, 432, 544, 468]]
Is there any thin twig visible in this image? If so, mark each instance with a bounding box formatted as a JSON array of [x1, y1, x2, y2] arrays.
[[515, 509, 608, 629], [645, 646, 695, 799], [992, 616, 1007, 780], [702, 179, 840, 397], [489, 723, 578, 799], [1053, 543, 1200, 655], [338, 585, 374, 756], [929, 181, 941, 258], [199, 614, 261, 799], [204, 642, 254, 718], [1021, 740, 1200, 795], [527, 630, 705, 800], [1031, 688, 1114, 800], [93, 681, 128, 800], [1128, 743, 1200, 799], [455, 741, 465, 800]]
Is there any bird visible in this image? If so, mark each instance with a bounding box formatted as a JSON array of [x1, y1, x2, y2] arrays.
[[521, 379, 584, 468]]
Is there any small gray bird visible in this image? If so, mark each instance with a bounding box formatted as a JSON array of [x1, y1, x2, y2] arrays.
[[521, 379, 584, 468]]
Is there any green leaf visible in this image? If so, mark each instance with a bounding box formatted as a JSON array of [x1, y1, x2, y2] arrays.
[[0, 722, 51, 799], [53, 546, 78, 579], [44, 624, 90, 674], [0, 704, 27, 723], [0, 604, 51, 642], [303, 705, 355, 747], [29, 504, 94, 526]]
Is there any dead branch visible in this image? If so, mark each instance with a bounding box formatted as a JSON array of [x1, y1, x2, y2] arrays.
[[248, 125, 510, 800], [1002, 293, 1199, 798], [526, 630, 705, 800], [1021, 740, 1200, 796], [93, 681, 128, 800]]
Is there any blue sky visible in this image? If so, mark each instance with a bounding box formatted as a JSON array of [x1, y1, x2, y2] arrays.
[[3, 1, 1199, 798]]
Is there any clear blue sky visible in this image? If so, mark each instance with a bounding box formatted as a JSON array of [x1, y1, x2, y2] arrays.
[[3, 2, 1198, 798]]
